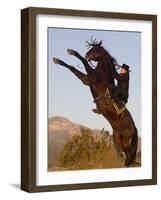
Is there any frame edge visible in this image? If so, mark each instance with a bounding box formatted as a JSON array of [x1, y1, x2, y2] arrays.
[[21, 7, 37, 192], [23, 6, 157, 21], [21, 8, 30, 192], [21, 6, 157, 192], [152, 15, 157, 185]]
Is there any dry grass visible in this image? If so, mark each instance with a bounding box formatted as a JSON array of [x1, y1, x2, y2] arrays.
[[49, 128, 126, 171]]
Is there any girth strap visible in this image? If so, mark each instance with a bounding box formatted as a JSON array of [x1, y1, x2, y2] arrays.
[[94, 88, 110, 102], [113, 102, 126, 115]]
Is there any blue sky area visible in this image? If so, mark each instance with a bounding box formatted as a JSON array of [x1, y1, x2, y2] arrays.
[[48, 27, 141, 135]]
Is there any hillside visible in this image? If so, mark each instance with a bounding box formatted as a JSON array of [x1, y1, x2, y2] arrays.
[[48, 116, 103, 169]]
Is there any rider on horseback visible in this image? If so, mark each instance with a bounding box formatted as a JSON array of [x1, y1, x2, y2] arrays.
[[92, 64, 130, 114], [111, 63, 130, 104]]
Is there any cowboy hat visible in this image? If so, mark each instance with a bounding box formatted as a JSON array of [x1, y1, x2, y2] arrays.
[[122, 64, 131, 72]]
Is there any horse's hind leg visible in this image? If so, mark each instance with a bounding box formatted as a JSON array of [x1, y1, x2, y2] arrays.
[[127, 127, 138, 165], [113, 130, 132, 166], [124, 152, 132, 167], [113, 130, 124, 158], [120, 129, 138, 167]]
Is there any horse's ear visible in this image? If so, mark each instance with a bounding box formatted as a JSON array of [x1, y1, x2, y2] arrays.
[[98, 40, 102, 46]]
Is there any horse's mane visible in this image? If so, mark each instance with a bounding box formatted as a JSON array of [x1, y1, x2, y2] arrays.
[[103, 47, 118, 66]]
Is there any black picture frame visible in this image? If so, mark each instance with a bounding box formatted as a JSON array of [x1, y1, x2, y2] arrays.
[[21, 7, 157, 192]]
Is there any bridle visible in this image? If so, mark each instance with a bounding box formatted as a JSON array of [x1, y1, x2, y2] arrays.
[[89, 61, 96, 69]]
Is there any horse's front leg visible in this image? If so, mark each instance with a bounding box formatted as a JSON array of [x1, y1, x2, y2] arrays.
[[67, 49, 93, 74], [53, 57, 89, 86]]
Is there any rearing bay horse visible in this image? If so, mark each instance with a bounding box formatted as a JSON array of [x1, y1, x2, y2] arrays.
[[53, 39, 138, 167]]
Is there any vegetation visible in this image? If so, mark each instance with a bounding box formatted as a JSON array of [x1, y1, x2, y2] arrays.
[[58, 128, 124, 170]]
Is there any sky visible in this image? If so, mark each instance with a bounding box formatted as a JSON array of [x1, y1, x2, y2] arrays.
[[48, 27, 141, 135]]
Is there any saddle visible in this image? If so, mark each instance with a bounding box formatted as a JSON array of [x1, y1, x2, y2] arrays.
[[95, 88, 126, 115], [106, 88, 126, 115]]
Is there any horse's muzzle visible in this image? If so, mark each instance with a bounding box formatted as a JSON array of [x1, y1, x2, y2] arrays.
[[85, 55, 91, 61]]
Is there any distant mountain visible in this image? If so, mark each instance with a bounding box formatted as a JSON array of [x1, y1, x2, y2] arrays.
[[48, 116, 141, 170], [48, 116, 82, 169]]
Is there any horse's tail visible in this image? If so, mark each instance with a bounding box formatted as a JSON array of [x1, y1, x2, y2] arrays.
[[129, 127, 138, 162]]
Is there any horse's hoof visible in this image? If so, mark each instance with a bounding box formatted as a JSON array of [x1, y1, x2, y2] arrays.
[[67, 49, 75, 55], [53, 58, 60, 64]]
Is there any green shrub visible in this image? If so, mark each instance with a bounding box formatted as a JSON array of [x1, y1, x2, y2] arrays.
[[58, 128, 123, 170]]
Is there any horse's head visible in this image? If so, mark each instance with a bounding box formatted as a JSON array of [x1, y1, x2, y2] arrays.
[[85, 39, 104, 62], [85, 37, 117, 69], [85, 37, 116, 84]]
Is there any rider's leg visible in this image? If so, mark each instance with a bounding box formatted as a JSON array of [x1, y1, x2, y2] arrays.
[[120, 90, 128, 104], [111, 87, 121, 103]]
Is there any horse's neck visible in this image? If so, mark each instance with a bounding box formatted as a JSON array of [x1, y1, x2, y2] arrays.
[[96, 59, 114, 84], [97, 58, 110, 71]]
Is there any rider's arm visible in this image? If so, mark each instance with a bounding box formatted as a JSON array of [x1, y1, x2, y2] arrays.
[[111, 68, 123, 80], [112, 70, 120, 80], [112, 64, 129, 80]]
